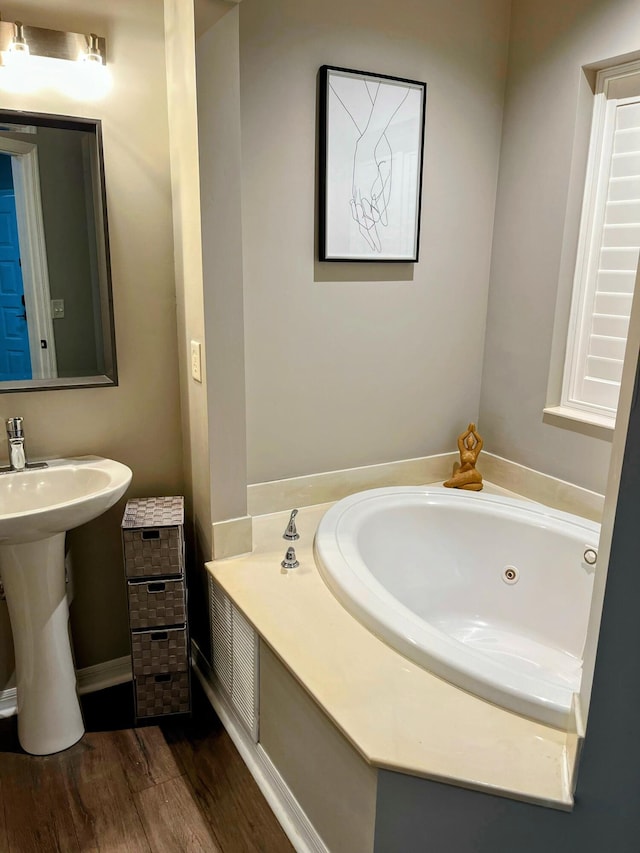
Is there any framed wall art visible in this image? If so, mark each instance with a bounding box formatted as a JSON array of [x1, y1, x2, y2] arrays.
[[318, 65, 426, 262]]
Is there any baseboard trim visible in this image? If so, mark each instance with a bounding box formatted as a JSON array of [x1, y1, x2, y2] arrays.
[[76, 654, 132, 695], [0, 654, 132, 719], [0, 686, 16, 719], [191, 641, 328, 853]]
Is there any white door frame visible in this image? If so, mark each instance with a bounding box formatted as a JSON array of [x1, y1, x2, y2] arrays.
[[0, 134, 57, 379]]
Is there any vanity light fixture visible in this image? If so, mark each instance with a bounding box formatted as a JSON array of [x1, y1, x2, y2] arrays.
[[0, 20, 109, 97], [0, 20, 107, 67]]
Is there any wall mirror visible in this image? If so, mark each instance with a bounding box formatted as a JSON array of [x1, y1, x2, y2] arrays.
[[0, 109, 116, 392]]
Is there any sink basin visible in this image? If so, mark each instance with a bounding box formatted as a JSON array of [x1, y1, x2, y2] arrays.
[[0, 456, 132, 755], [0, 456, 133, 544]]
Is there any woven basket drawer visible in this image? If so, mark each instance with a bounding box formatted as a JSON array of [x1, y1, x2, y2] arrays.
[[131, 627, 188, 677], [127, 578, 186, 630], [123, 526, 183, 578], [135, 672, 190, 718]]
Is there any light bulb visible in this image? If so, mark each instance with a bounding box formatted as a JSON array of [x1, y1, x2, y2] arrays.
[[80, 34, 103, 66], [5, 21, 30, 67]]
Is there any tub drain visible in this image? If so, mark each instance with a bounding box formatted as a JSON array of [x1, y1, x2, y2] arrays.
[[502, 566, 519, 584]]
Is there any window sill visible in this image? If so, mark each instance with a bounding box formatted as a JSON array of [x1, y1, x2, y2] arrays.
[[543, 405, 615, 439]]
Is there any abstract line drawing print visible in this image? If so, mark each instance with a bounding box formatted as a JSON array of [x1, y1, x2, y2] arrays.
[[329, 76, 409, 252], [321, 67, 426, 261]]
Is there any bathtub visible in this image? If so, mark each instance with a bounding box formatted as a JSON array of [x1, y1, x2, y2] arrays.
[[313, 486, 599, 728]]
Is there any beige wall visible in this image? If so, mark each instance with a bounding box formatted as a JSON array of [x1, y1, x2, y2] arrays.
[[2, 0, 629, 688], [239, 0, 511, 484], [164, 0, 212, 567], [0, 0, 183, 684], [479, 0, 640, 495], [196, 6, 249, 524]]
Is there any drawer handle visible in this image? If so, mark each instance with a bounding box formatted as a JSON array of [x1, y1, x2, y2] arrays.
[[154, 674, 171, 683], [151, 631, 168, 641], [147, 583, 166, 593], [141, 529, 160, 540]]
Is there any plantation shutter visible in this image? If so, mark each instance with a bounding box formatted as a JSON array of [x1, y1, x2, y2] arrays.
[[564, 71, 640, 419]]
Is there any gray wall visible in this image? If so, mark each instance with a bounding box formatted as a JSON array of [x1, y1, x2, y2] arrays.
[[479, 0, 640, 495], [260, 641, 377, 853], [374, 350, 640, 852], [239, 0, 511, 484], [37, 125, 99, 377]]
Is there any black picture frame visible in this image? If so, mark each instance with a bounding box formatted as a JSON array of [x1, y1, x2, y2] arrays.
[[318, 65, 427, 263]]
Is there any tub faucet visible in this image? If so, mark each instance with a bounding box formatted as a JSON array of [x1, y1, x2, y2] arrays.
[[281, 546, 299, 570], [1, 418, 47, 473], [283, 509, 300, 540]]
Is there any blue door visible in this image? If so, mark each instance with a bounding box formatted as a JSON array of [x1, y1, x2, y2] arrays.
[[0, 187, 32, 380]]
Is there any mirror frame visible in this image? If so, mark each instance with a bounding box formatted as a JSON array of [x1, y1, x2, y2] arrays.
[[0, 108, 117, 392]]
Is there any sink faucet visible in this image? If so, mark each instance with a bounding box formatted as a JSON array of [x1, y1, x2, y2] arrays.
[[1, 418, 47, 473], [7, 417, 26, 471]]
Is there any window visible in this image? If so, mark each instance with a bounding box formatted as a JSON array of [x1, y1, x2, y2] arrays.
[[557, 62, 640, 429]]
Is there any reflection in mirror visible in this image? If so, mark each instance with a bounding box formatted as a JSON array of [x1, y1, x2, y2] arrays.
[[0, 110, 116, 391]]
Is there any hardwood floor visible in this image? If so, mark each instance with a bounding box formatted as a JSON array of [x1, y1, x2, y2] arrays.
[[0, 680, 294, 853]]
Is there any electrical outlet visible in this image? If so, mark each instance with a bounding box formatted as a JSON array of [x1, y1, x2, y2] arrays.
[[190, 340, 202, 382]]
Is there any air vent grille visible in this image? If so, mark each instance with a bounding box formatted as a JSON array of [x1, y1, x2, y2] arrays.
[[209, 577, 259, 740]]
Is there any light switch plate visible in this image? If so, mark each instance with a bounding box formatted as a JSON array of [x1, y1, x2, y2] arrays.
[[51, 299, 65, 319], [190, 340, 202, 382]]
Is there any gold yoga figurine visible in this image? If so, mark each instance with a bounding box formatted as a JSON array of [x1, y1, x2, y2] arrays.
[[444, 423, 483, 491]]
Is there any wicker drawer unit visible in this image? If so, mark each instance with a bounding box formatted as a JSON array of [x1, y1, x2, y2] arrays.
[[122, 496, 191, 721], [135, 672, 190, 718], [127, 578, 186, 630], [123, 526, 183, 578], [131, 627, 189, 677]]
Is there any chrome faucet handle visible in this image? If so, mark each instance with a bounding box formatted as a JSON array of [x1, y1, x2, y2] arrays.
[[281, 546, 299, 570], [283, 509, 300, 541], [6, 417, 24, 438]]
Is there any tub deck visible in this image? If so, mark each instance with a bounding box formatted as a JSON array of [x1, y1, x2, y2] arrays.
[[206, 483, 582, 810]]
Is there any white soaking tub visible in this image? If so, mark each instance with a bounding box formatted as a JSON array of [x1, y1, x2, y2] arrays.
[[313, 486, 599, 728]]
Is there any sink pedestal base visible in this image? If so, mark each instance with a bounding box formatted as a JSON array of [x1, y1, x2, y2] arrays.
[[0, 532, 84, 755]]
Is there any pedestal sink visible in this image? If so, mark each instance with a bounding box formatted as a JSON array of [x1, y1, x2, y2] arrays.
[[0, 456, 132, 755]]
